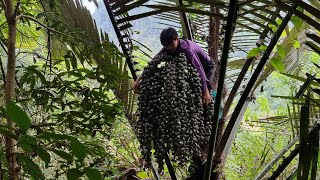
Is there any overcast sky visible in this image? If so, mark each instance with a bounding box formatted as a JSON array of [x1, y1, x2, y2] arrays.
[[82, 0, 98, 13]]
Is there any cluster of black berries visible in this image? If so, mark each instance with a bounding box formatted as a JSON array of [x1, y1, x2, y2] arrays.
[[136, 53, 214, 171]]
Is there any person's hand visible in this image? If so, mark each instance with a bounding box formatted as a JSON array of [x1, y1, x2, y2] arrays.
[[202, 89, 212, 105], [133, 80, 140, 94]]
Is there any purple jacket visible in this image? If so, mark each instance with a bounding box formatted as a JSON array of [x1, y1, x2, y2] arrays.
[[157, 39, 215, 92]]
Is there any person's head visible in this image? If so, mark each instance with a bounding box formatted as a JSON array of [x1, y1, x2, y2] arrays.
[[160, 27, 179, 53]]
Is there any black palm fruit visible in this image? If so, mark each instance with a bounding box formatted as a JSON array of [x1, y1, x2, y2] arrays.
[[136, 53, 214, 171]]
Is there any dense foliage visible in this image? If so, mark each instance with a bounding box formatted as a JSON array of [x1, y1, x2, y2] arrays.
[[0, 0, 319, 179], [0, 0, 129, 179]]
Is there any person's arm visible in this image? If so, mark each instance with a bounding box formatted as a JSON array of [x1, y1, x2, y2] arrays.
[[195, 45, 216, 89], [192, 53, 208, 92], [191, 53, 212, 105]]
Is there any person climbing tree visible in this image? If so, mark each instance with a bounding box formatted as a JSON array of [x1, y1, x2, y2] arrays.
[[134, 27, 221, 179], [133, 27, 216, 106]]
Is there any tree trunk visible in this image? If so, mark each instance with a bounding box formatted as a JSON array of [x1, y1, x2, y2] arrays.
[[208, 7, 220, 76], [208, 6, 223, 180], [4, 0, 19, 179]]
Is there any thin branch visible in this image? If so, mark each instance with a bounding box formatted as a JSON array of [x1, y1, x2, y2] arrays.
[[108, 87, 133, 104], [0, 0, 5, 9], [38, 0, 52, 73], [16, 14, 51, 29], [15, 76, 20, 89], [30, 123, 56, 129], [106, 144, 136, 167], [39, 0, 45, 11], [16, 14, 75, 39], [268, 147, 299, 180], [16, 28, 40, 39], [1, 0, 7, 18], [13, 1, 20, 17], [44, 29, 52, 73], [0, 41, 7, 54], [254, 137, 299, 180], [0, 56, 6, 85], [0, 22, 7, 29], [16, 51, 46, 59]]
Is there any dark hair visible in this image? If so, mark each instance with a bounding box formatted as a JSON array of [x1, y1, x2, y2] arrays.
[[160, 28, 178, 46]]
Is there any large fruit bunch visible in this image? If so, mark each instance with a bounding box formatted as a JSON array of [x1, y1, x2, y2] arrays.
[[136, 52, 213, 170]]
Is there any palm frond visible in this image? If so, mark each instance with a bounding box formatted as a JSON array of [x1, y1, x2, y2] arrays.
[[254, 24, 310, 90], [54, 0, 137, 123]]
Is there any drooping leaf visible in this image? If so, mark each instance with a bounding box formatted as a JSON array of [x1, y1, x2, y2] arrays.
[[291, 16, 302, 30], [0, 127, 17, 139], [39, 132, 70, 141], [36, 12, 45, 19], [27, 66, 46, 84], [70, 137, 86, 163], [67, 169, 82, 180], [247, 47, 262, 59], [277, 45, 286, 58], [137, 171, 149, 179], [270, 57, 285, 73], [85, 168, 102, 180], [19, 154, 45, 180], [280, 73, 320, 87], [0, 107, 5, 117], [30, 77, 36, 90], [34, 147, 51, 166], [18, 135, 37, 152], [70, 53, 78, 70], [20, 72, 31, 87], [276, 18, 282, 25], [293, 40, 301, 49], [51, 149, 73, 164], [268, 23, 277, 32], [6, 102, 31, 132], [19, 135, 37, 145], [259, 45, 267, 51], [19, 143, 33, 152], [65, 57, 71, 71]]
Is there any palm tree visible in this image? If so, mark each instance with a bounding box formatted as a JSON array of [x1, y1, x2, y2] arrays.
[[101, 0, 320, 179]]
